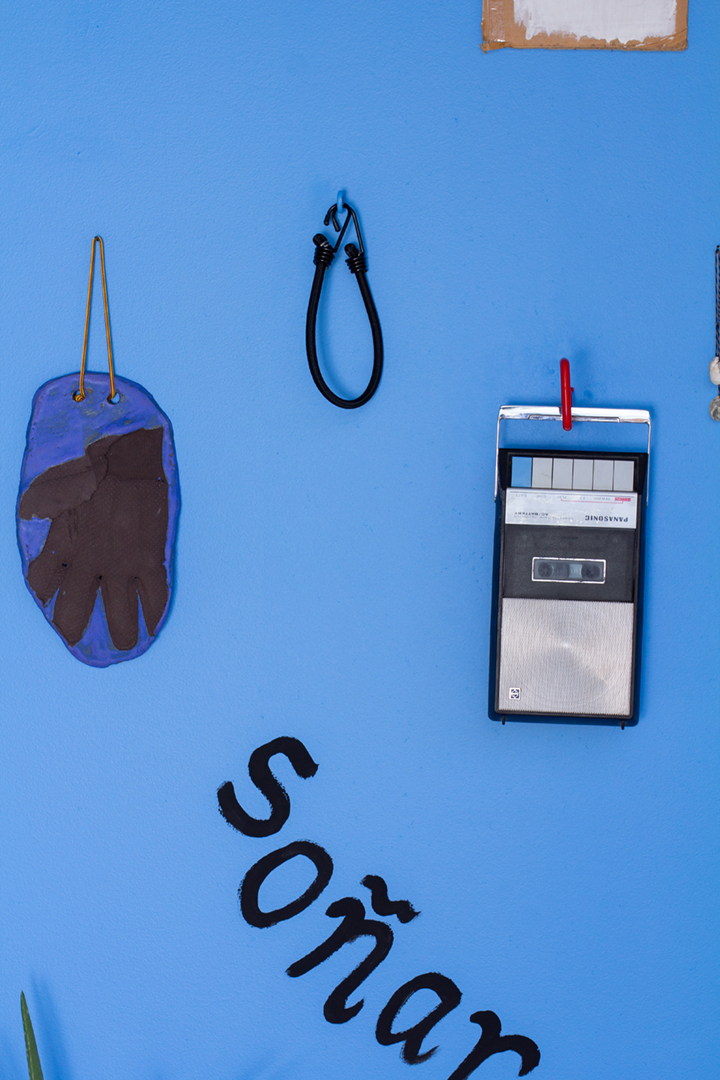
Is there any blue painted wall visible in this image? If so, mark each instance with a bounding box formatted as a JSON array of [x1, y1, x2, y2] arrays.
[[1, 2, 718, 1077]]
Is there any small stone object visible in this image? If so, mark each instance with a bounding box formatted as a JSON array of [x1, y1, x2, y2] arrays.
[[710, 357, 720, 385], [710, 395, 720, 422], [17, 373, 179, 666]]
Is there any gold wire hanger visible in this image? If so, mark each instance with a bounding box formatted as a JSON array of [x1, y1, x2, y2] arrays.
[[73, 235, 116, 402]]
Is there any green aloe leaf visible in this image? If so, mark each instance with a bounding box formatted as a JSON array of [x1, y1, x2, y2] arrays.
[[20, 992, 45, 1080]]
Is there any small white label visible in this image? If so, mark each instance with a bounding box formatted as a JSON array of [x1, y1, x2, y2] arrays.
[[505, 489, 637, 530], [509, 687, 521, 700]]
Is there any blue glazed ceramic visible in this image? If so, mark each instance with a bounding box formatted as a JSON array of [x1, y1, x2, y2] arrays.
[[17, 372, 179, 667]]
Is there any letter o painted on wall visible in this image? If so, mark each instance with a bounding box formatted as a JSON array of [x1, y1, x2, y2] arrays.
[[240, 840, 334, 928]]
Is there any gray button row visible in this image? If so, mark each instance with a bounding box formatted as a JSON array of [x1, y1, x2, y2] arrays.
[[530, 457, 634, 491]]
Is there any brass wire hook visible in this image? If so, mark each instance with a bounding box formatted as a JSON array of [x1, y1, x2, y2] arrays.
[[74, 235, 116, 403]]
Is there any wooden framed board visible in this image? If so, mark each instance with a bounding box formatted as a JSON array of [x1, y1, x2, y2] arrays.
[[482, 0, 688, 51]]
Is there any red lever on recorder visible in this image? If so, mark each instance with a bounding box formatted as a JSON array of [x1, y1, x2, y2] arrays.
[[560, 358, 573, 431]]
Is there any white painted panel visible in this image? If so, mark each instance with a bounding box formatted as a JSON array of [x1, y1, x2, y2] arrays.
[[514, 0, 677, 44]]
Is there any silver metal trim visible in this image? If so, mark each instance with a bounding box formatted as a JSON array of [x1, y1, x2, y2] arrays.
[[495, 405, 651, 504], [531, 557, 606, 584]]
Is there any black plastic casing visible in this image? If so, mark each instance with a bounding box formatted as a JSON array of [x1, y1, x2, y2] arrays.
[[488, 448, 648, 727]]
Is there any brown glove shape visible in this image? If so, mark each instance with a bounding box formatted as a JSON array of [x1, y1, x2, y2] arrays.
[[19, 426, 169, 650]]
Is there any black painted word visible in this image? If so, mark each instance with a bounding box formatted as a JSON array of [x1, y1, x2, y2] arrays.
[[218, 736, 540, 1077]]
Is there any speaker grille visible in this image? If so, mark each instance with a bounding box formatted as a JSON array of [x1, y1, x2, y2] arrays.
[[497, 598, 634, 717]]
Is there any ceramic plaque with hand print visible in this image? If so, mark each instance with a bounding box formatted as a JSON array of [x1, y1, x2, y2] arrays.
[[16, 237, 179, 666]]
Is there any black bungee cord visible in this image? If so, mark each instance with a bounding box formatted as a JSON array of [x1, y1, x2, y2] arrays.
[[306, 200, 383, 409]]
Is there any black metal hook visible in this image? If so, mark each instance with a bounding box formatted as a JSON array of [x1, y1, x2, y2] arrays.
[[306, 200, 383, 409], [323, 202, 365, 257]]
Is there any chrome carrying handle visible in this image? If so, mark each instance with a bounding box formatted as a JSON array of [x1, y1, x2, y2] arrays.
[[495, 405, 652, 504]]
